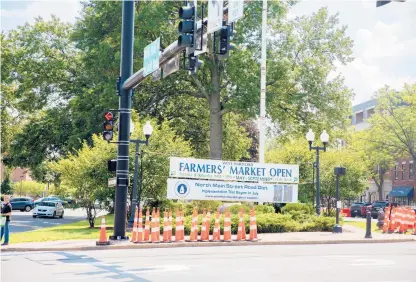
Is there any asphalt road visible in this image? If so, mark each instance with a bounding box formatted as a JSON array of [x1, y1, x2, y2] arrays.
[[1, 243, 415, 282], [10, 209, 98, 233]]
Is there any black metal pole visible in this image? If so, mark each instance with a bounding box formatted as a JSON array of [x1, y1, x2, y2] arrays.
[[128, 141, 140, 228], [333, 173, 342, 233], [137, 150, 144, 208], [316, 149, 320, 216], [312, 162, 315, 207], [112, 0, 135, 240], [365, 209, 372, 238]]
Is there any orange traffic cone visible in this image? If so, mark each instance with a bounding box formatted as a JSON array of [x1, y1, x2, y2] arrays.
[[211, 208, 221, 242], [156, 208, 161, 242], [96, 216, 110, 245], [151, 207, 158, 243], [180, 209, 185, 241], [200, 209, 207, 241], [223, 209, 232, 242], [134, 208, 144, 243], [163, 210, 170, 243], [188, 209, 198, 242], [388, 207, 397, 233], [247, 208, 258, 242], [235, 208, 246, 241], [131, 208, 139, 242], [144, 208, 150, 242], [203, 211, 211, 242], [168, 209, 173, 242]]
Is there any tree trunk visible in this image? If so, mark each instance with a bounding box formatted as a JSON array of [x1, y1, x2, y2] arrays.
[[378, 175, 384, 201], [209, 64, 222, 160]]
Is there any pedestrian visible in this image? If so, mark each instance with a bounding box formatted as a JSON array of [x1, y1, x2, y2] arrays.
[[1, 195, 12, 246]]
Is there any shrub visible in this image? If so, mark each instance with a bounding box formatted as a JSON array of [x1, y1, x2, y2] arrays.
[[229, 204, 251, 214], [281, 203, 314, 215], [254, 205, 275, 214]]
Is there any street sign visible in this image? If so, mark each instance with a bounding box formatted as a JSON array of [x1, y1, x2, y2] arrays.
[[228, 0, 244, 23], [207, 0, 224, 34], [143, 38, 160, 77], [167, 178, 298, 203], [108, 177, 117, 187], [163, 55, 180, 78]]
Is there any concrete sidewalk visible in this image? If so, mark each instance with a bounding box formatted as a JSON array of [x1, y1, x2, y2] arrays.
[[2, 225, 415, 252]]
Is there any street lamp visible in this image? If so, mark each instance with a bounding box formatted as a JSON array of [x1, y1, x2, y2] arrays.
[[128, 121, 153, 228], [306, 129, 329, 216]]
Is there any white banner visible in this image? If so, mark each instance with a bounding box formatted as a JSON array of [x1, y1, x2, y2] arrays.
[[167, 178, 298, 203], [169, 157, 299, 183], [228, 0, 244, 23], [207, 0, 224, 34]]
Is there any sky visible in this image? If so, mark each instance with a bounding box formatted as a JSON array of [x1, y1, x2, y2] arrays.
[[1, 0, 415, 106]]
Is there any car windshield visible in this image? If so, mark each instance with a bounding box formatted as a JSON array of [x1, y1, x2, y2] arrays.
[[351, 203, 363, 206], [38, 202, 56, 207]]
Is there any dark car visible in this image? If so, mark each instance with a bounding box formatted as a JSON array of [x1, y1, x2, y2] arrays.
[[34, 196, 67, 206], [10, 197, 35, 212], [370, 201, 398, 219], [350, 202, 366, 217]]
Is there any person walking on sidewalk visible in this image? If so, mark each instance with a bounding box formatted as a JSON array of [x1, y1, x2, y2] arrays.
[[1, 195, 12, 246]]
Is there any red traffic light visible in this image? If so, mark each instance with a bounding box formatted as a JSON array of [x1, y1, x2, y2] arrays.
[[104, 112, 114, 121]]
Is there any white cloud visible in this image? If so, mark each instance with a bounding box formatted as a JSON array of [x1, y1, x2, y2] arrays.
[[290, 0, 416, 105], [1, 1, 82, 31]]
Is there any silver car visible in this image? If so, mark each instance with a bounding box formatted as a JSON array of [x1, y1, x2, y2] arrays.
[[32, 201, 65, 218]]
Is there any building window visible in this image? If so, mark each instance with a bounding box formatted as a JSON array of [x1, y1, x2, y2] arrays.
[[394, 165, 398, 180], [356, 112, 364, 123], [402, 164, 406, 180], [410, 162, 414, 180]]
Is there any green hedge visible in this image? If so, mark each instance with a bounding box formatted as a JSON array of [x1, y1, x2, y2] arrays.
[[153, 212, 339, 235], [281, 203, 314, 215]]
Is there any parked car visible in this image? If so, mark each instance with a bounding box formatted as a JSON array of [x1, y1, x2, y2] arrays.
[[349, 202, 366, 217], [10, 197, 34, 212], [32, 201, 64, 218], [34, 196, 67, 206], [370, 201, 398, 219], [360, 202, 373, 217]]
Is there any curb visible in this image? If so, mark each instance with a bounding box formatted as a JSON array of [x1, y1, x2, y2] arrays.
[[2, 238, 415, 252]]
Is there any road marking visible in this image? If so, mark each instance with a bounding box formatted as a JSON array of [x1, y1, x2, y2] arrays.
[[350, 259, 396, 266]]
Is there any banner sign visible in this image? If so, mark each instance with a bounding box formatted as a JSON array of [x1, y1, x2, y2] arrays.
[[169, 157, 299, 183], [207, 0, 224, 34], [167, 178, 298, 203]]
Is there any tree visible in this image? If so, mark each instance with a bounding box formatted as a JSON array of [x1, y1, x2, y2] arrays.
[[349, 131, 395, 200], [72, 2, 354, 160], [367, 84, 416, 165], [267, 137, 368, 209], [49, 116, 192, 226], [1, 177, 13, 195]]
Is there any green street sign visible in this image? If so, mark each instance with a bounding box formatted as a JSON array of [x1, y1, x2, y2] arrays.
[[143, 38, 160, 77]]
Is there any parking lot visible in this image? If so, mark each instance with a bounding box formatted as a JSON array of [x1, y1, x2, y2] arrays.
[[9, 209, 105, 233]]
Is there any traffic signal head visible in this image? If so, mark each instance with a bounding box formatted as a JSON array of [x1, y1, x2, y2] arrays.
[[103, 111, 114, 141], [178, 2, 197, 51], [218, 25, 235, 59], [188, 54, 203, 75]]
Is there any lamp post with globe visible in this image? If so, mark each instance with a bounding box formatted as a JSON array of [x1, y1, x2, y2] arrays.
[[128, 121, 153, 228], [306, 129, 329, 216]]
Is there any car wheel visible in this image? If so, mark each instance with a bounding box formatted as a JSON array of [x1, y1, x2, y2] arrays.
[[53, 211, 56, 218], [59, 211, 64, 219], [25, 205, 32, 212], [33, 215, 37, 218]]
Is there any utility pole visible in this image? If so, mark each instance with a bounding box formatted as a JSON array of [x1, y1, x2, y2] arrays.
[[259, 0, 267, 165], [111, 0, 135, 240]]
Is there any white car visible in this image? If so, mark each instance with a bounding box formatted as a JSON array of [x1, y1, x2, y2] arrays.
[[32, 201, 65, 218]]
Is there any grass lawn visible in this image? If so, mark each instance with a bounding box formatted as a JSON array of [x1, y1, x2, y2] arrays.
[[345, 221, 380, 232], [11, 214, 132, 244]]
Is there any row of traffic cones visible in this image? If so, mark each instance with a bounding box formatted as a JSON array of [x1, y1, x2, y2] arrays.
[[96, 207, 259, 245], [382, 206, 416, 235]]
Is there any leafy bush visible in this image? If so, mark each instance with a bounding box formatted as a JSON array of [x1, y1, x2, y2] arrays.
[[281, 203, 314, 215], [229, 204, 251, 214], [254, 205, 275, 214]]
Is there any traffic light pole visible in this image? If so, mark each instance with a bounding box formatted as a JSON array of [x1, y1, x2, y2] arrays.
[[111, 0, 135, 240]]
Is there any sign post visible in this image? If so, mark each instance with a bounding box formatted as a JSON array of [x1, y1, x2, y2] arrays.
[[108, 177, 117, 187], [143, 38, 161, 77]]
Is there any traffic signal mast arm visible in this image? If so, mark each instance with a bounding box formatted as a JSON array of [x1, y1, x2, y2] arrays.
[[122, 5, 230, 91]]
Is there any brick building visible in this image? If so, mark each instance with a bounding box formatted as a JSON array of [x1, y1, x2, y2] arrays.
[[0, 162, 33, 183]]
